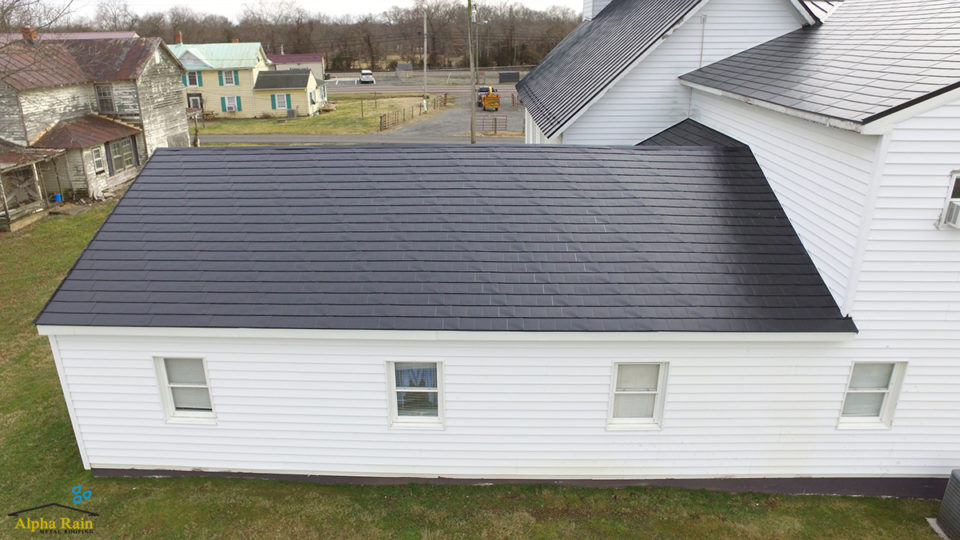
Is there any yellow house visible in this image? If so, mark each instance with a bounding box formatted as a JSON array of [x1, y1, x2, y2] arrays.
[[167, 41, 272, 119], [252, 69, 323, 117]]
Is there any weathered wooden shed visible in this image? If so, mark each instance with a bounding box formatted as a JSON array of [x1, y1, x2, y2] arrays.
[[0, 142, 63, 231]]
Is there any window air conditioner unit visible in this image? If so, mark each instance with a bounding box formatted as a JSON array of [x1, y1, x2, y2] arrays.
[[944, 200, 960, 229]]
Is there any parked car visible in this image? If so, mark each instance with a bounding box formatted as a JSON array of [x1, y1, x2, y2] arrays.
[[359, 70, 375, 84]]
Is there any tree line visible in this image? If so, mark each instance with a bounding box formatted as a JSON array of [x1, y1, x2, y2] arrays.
[[55, 0, 580, 70]]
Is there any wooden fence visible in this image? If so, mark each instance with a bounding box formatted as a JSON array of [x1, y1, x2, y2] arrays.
[[379, 94, 449, 131]]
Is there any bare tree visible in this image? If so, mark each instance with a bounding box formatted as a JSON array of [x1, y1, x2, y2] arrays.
[[95, 0, 134, 31]]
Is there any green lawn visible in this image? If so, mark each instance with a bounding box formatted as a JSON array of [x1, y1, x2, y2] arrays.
[[0, 206, 941, 538], [200, 93, 447, 135]]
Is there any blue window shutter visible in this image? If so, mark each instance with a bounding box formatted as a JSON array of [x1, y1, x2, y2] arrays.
[[234, 70, 239, 84], [197, 72, 203, 86], [218, 71, 224, 85], [182, 73, 186, 86], [271, 94, 276, 109], [286, 93, 291, 108], [220, 97, 226, 112], [236, 96, 242, 112]]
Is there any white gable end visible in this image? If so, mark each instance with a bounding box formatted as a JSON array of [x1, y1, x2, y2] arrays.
[[554, 0, 806, 145]]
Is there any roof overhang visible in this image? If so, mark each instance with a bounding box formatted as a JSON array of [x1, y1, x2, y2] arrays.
[[37, 325, 857, 342], [682, 78, 960, 135]]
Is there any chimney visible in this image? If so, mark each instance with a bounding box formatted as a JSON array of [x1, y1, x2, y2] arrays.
[[176, 31, 183, 44], [231, 38, 239, 43], [21, 26, 39, 43]]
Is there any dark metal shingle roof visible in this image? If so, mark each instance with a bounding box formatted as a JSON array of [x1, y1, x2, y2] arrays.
[[254, 69, 313, 90], [36, 145, 855, 333], [516, 0, 702, 138], [680, 0, 960, 125], [638, 119, 746, 147]]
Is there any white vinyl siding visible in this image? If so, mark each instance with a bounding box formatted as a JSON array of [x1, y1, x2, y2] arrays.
[[690, 91, 880, 307], [559, 0, 806, 145], [47, 333, 960, 478]]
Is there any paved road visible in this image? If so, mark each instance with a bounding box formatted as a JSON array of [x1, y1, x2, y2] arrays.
[[201, 133, 525, 145]]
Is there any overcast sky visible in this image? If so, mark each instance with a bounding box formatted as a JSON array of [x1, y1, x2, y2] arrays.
[[71, 0, 583, 23]]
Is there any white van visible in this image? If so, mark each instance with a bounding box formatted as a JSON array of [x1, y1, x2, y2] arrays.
[[359, 70, 376, 84]]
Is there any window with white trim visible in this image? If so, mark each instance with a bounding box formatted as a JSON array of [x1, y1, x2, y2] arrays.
[[274, 93, 288, 110], [608, 363, 668, 428], [224, 96, 238, 112], [186, 71, 199, 87], [388, 361, 442, 426], [838, 362, 906, 428], [91, 146, 105, 174], [155, 357, 215, 421], [941, 174, 960, 228], [222, 70, 236, 85]]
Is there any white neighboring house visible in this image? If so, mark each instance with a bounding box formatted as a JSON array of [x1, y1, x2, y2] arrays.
[[518, 0, 819, 145]]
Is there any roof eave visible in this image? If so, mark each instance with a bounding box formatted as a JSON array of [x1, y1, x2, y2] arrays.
[[36, 325, 858, 342], [680, 78, 865, 133]]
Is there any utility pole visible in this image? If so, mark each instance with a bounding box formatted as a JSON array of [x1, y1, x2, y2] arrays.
[[423, 3, 428, 112], [468, 1, 476, 144]]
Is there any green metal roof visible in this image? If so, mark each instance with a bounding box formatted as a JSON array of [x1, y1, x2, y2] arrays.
[[167, 42, 267, 70]]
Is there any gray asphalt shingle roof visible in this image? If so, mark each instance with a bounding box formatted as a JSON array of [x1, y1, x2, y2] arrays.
[[35, 145, 855, 333], [254, 68, 313, 90], [680, 0, 960, 125], [638, 119, 746, 147], [516, 0, 702, 138]]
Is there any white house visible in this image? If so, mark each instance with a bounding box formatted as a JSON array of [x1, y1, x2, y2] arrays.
[[516, 0, 960, 491], [518, 0, 820, 145], [34, 0, 959, 495]]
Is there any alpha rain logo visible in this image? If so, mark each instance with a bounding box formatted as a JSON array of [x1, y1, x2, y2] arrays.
[[7, 486, 97, 534]]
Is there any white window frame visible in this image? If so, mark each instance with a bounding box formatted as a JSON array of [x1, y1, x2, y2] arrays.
[[186, 71, 199, 87], [153, 356, 216, 424], [222, 70, 236, 86], [187, 94, 203, 109], [837, 362, 906, 430], [607, 362, 669, 430], [274, 93, 288, 110], [386, 360, 444, 429], [224, 96, 238, 112], [938, 171, 960, 228], [91, 146, 105, 174]]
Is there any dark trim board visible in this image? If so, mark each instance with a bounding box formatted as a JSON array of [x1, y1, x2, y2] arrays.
[[92, 469, 948, 498]]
